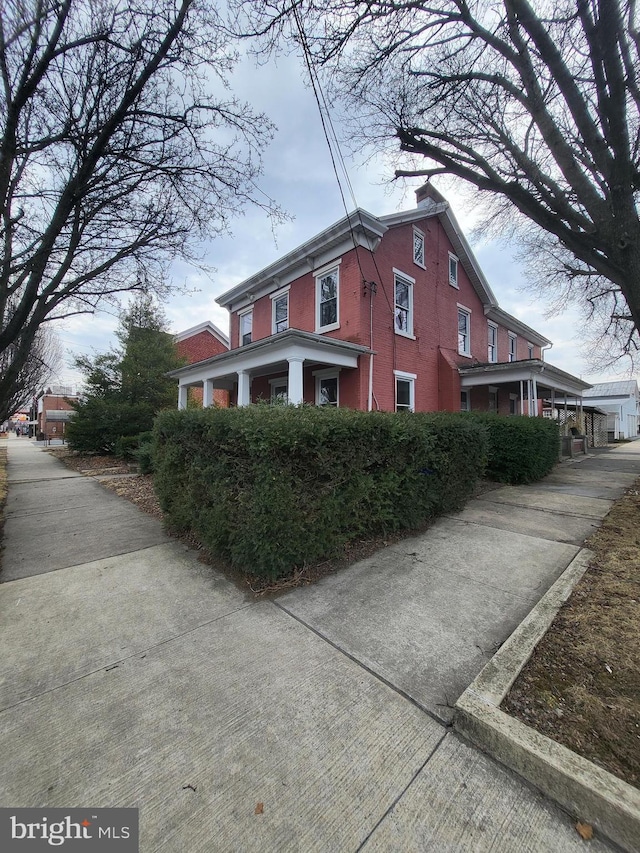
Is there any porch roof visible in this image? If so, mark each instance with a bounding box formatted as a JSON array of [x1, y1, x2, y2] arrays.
[[459, 359, 592, 397], [168, 328, 372, 388]]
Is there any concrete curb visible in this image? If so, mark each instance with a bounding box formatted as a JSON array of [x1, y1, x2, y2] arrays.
[[454, 549, 640, 852]]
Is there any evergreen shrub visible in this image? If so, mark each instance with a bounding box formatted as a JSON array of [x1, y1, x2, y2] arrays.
[[66, 399, 155, 454], [464, 413, 560, 483], [152, 405, 488, 580]]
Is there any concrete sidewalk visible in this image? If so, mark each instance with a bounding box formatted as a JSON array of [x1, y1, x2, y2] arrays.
[[1, 437, 637, 851]]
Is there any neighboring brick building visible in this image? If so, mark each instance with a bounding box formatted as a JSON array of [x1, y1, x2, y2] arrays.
[[170, 186, 590, 413], [36, 386, 80, 440], [175, 321, 230, 407]]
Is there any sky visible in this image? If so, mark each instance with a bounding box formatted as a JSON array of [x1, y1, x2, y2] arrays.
[[52, 49, 637, 392]]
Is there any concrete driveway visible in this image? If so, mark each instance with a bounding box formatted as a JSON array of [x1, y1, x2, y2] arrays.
[[2, 436, 635, 851]]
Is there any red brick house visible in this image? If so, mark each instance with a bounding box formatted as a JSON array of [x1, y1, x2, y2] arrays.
[[170, 186, 590, 413], [35, 387, 80, 440], [175, 321, 230, 407]]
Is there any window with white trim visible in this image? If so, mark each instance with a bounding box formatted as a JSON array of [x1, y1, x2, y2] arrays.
[[488, 322, 498, 363], [271, 290, 289, 334], [269, 377, 288, 403], [315, 370, 339, 406], [394, 272, 414, 336], [461, 390, 470, 412], [316, 267, 339, 332], [508, 333, 517, 362], [458, 307, 471, 356], [394, 370, 416, 412], [449, 253, 459, 287], [527, 342, 534, 359], [239, 310, 253, 347], [413, 228, 425, 268]]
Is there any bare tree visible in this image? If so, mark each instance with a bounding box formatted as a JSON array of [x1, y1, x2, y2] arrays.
[[236, 0, 640, 364], [0, 0, 281, 419], [0, 324, 62, 421]]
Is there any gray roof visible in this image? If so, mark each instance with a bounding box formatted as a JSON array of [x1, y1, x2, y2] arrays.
[[583, 380, 639, 398]]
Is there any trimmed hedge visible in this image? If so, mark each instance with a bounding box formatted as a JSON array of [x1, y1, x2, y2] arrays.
[[153, 406, 488, 580], [463, 413, 560, 484]]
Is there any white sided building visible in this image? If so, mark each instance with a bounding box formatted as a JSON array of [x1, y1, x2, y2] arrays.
[[579, 380, 640, 440]]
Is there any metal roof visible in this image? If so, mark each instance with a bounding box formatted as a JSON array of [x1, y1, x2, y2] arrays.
[[582, 380, 639, 398]]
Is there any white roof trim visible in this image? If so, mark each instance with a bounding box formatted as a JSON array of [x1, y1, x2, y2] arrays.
[[217, 210, 387, 309], [175, 320, 229, 349], [169, 328, 372, 387]]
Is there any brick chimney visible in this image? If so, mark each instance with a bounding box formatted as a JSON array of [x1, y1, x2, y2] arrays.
[[415, 182, 448, 208]]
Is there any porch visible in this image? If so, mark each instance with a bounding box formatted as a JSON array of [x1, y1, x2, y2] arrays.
[[168, 328, 372, 408], [459, 359, 592, 430]]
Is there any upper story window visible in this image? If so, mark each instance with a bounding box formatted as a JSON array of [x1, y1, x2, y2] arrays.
[[488, 323, 498, 363], [239, 310, 253, 347], [508, 333, 517, 362], [394, 270, 415, 337], [527, 342, 534, 359], [449, 253, 459, 287], [413, 228, 425, 268], [271, 288, 289, 334], [316, 266, 339, 332], [458, 306, 471, 357]]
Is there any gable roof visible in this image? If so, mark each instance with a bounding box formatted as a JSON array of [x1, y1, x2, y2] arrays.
[[214, 190, 549, 345], [175, 320, 229, 349]]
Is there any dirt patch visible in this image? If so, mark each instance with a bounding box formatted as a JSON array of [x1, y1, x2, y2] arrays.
[[503, 481, 640, 789], [47, 448, 135, 476]]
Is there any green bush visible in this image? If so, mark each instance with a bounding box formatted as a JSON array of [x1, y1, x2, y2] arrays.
[[66, 399, 155, 454], [134, 434, 155, 474], [464, 413, 560, 483], [152, 406, 488, 580], [114, 431, 154, 461]]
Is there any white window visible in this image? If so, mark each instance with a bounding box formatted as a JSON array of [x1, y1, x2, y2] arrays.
[[413, 228, 425, 268], [394, 271, 414, 337], [316, 266, 339, 332], [489, 386, 498, 413], [269, 377, 288, 403], [271, 288, 289, 334], [488, 323, 497, 363], [461, 390, 470, 412], [314, 369, 339, 406], [449, 253, 459, 287], [394, 370, 416, 412], [239, 310, 253, 347], [458, 306, 471, 356], [508, 333, 517, 362], [527, 342, 534, 359]]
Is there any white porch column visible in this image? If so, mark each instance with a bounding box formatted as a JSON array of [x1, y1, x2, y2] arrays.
[[202, 379, 214, 408], [532, 376, 538, 417], [178, 385, 188, 410], [287, 357, 305, 405], [237, 370, 251, 407]]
